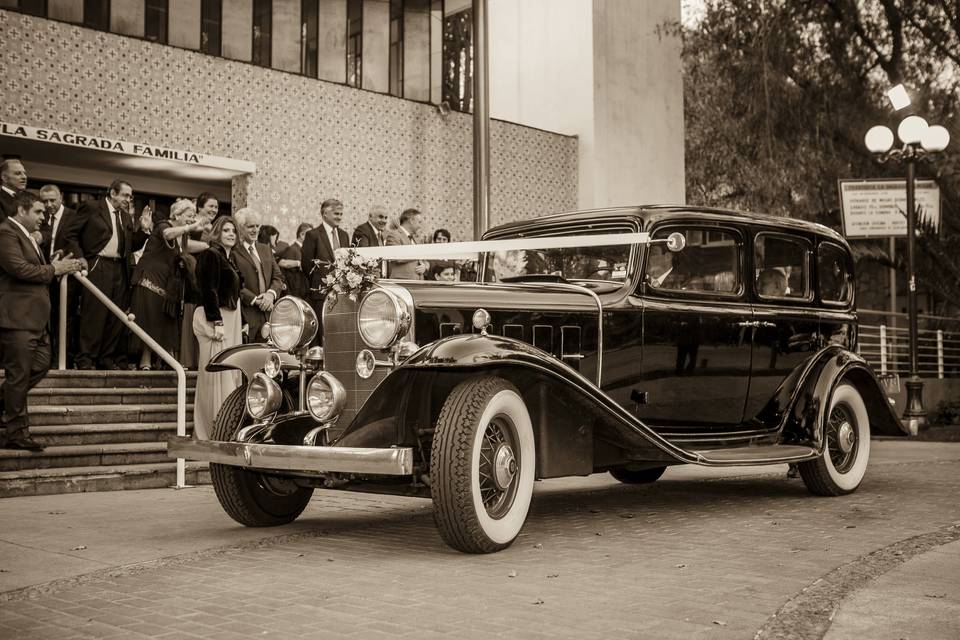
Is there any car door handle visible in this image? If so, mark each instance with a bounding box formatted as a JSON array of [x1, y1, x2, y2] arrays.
[[736, 321, 759, 328], [758, 321, 777, 328]]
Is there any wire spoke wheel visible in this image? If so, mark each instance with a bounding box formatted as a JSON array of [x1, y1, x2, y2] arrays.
[[826, 404, 858, 474], [477, 417, 521, 518], [798, 382, 871, 496]]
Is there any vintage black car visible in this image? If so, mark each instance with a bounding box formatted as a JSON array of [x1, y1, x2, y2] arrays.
[[169, 206, 908, 554]]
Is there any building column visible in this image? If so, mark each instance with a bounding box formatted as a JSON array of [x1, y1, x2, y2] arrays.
[[272, 0, 300, 72], [317, 0, 346, 82], [429, 0, 442, 103], [169, 0, 201, 49], [362, 0, 389, 92], [111, 0, 145, 37], [47, 0, 83, 22], [223, 0, 254, 61], [403, 0, 430, 101]]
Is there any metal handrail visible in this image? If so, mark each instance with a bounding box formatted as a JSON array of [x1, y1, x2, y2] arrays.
[[57, 272, 189, 488]]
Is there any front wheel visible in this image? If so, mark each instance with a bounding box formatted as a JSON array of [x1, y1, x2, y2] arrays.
[[798, 382, 871, 496], [209, 385, 314, 526], [431, 376, 536, 553]]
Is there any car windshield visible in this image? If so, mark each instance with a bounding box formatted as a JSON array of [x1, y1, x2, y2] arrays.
[[483, 242, 632, 284]]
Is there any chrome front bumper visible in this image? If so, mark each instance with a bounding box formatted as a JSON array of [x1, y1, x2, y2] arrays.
[[167, 436, 414, 475]]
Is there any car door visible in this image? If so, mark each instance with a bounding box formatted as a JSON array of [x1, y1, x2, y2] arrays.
[[637, 224, 753, 428], [744, 231, 821, 422]]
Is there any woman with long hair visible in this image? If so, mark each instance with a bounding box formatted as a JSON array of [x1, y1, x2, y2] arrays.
[[192, 215, 244, 439], [180, 193, 220, 369]]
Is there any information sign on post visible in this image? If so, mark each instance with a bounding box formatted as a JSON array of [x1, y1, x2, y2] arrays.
[[838, 179, 940, 238]]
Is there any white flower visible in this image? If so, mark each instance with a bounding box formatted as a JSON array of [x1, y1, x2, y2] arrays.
[[346, 271, 363, 288]]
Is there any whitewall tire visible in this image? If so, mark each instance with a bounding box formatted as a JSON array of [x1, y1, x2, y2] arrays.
[[799, 382, 871, 496]]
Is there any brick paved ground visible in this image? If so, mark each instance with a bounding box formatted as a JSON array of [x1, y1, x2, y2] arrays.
[[1, 441, 959, 640]]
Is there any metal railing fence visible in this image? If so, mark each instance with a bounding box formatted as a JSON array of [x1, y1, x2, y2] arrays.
[[58, 272, 189, 487], [857, 309, 960, 379]]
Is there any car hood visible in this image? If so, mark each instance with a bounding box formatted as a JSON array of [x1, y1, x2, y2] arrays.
[[390, 279, 616, 312]]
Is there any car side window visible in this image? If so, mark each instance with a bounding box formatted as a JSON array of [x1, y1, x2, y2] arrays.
[[818, 243, 853, 304], [646, 228, 740, 294], [755, 234, 810, 300]]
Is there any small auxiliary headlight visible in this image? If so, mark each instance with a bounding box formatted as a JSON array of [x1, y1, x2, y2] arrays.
[[263, 352, 282, 378], [306, 372, 346, 422], [472, 308, 491, 331], [246, 373, 282, 419], [356, 349, 376, 379]]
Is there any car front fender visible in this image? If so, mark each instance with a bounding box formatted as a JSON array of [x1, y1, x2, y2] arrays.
[[206, 343, 300, 382]]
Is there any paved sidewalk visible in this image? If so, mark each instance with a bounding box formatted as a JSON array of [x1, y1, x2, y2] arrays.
[[1, 441, 959, 640], [825, 539, 960, 640]]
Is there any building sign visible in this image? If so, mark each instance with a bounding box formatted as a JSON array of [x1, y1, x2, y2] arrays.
[[0, 121, 255, 174], [838, 178, 940, 238]]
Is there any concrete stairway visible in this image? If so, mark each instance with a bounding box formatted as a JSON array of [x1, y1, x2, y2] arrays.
[[0, 370, 209, 497]]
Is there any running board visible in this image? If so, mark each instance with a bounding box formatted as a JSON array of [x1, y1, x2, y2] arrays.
[[688, 445, 818, 466]]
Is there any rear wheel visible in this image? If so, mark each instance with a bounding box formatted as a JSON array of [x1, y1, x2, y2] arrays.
[[431, 376, 535, 553], [798, 383, 871, 496], [609, 465, 666, 484], [209, 385, 314, 526]]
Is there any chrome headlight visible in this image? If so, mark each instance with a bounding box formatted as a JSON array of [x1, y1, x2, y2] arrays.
[[269, 297, 318, 352], [306, 372, 346, 422], [246, 373, 282, 419], [357, 288, 411, 349], [263, 352, 282, 378]]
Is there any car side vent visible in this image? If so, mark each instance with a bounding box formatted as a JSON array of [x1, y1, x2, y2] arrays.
[[533, 325, 554, 353], [561, 326, 584, 362], [440, 322, 462, 337], [503, 324, 524, 340]]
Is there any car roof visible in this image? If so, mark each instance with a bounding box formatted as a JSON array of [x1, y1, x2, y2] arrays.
[[484, 204, 849, 247]]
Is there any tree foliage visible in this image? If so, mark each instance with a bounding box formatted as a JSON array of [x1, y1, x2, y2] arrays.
[[682, 0, 960, 309]]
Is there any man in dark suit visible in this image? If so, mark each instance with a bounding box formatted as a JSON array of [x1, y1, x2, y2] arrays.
[[352, 204, 389, 248], [233, 207, 285, 342], [301, 199, 350, 334], [61, 179, 148, 369], [277, 222, 312, 299], [0, 192, 83, 450], [38, 185, 77, 365], [0, 159, 28, 223]]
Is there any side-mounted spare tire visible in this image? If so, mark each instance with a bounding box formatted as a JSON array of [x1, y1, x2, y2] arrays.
[[209, 385, 314, 526], [431, 376, 536, 553]]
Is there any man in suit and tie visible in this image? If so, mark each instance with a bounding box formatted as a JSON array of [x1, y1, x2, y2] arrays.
[[38, 185, 77, 365], [352, 204, 389, 248], [62, 179, 149, 370], [0, 159, 28, 223], [301, 199, 350, 338], [385, 208, 427, 280], [0, 192, 83, 450], [233, 207, 285, 342]]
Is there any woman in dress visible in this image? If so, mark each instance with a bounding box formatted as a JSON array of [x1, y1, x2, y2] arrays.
[[129, 199, 206, 371], [192, 216, 244, 439]]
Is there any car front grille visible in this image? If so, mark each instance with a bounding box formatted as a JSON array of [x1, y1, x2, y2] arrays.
[[322, 297, 390, 439]]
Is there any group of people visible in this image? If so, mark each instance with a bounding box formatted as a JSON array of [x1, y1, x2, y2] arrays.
[[0, 158, 472, 449]]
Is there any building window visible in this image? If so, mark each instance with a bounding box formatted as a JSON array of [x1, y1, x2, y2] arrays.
[[443, 6, 472, 113], [145, 0, 168, 44], [389, 0, 404, 97], [301, 0, 319, 78], [346, 0, 362, 87], [200, 0, 222, 55], [83, 0, 110, 30], [252, 0, 272, 67], [6, 0, 45, 16]]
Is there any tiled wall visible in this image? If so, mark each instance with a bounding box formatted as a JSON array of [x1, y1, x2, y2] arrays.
[[0, 10, 577, 242]]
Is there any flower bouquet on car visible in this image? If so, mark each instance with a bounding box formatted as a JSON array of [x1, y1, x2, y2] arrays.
[[320, 248, 383, 302]]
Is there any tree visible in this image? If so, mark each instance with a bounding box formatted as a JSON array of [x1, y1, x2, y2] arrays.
[[681, 0, 960, 311]]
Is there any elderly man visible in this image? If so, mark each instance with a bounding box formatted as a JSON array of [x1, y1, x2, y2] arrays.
[[301, 199, 350, 334], [233, 207, 284, 342], [385, 208, 427, 280], [0, 159, 28, 222], [0, 192, 83, 450], [62, 179, 148, 370], [352, 204, 389, 248]]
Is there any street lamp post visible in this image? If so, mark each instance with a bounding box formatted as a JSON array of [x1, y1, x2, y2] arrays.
[[864, 116, 950, 432]]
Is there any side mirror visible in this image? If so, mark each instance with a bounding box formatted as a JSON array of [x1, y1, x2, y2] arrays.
[[666, 232, 686, 253]]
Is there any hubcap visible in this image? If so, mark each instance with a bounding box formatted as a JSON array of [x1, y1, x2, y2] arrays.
[[837, 421, 855, 453], [477, 416, 520, 519], [492, 444, 517, 490]]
